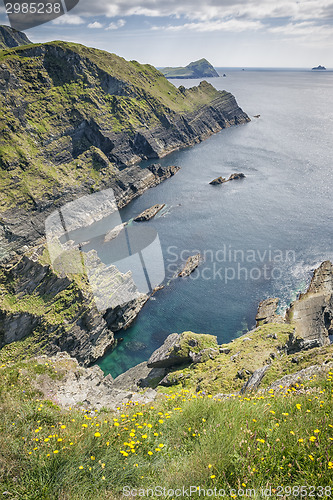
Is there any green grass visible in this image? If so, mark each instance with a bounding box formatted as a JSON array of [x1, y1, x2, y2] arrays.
[[0, 359, 332, 499]]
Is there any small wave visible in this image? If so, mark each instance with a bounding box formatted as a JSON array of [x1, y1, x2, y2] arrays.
[[157, 205, 171, 218]]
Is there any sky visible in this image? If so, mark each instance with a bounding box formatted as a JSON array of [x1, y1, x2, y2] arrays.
[[1, 0, 333, 68]]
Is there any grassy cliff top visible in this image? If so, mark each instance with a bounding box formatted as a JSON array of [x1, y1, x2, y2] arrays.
[[0, 355, 332, 497]]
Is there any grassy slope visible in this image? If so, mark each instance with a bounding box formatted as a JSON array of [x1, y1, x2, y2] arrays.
[[0, 358, 332, 499], [0, 42, 224, 212]]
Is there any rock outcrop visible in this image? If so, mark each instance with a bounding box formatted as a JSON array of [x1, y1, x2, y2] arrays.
[[210, 173, 246, 185], [147, 332, 218, 369], [178, 254, 201, 277], [268, 362, 333, 391], [240, 365, 270, 393], [209, 176, 226, 185], [0, 250, 114, 365], [134, 204, 165, 222], [112, 362, 166, 391]]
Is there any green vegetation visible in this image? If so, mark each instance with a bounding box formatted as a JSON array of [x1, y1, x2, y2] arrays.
[[0, 358, 332, 499]]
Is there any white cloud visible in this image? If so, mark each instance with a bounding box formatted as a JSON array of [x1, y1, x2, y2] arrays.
[[106, 19, 126, 30], [52, 14, 84, 25], [153, 18, 264, 33], [75, 0, 333, 22], [87, 21, 104, 29], [268, 20, 333, 46]]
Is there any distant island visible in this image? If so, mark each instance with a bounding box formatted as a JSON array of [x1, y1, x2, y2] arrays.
[[161, 58, 219, 79], [312, 65, 326, 71]]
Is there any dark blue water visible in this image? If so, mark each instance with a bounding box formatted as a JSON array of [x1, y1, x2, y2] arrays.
[[98, 69, 333, 377]]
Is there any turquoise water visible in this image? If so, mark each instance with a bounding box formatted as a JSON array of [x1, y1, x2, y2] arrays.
[[98, 69, 333, 377]]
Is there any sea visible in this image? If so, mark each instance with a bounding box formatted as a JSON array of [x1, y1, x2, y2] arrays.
[[94, 68, 333, 377]]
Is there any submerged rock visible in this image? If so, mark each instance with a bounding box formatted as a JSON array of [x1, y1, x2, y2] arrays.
[[209, 176, 227, 185], [126, 341, 147, 352]]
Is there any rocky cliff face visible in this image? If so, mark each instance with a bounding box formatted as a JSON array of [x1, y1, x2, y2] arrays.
[[286, 261, 333, 346]]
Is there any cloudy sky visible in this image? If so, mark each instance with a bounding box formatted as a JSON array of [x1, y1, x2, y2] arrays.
[[1, 0, 333, 67]]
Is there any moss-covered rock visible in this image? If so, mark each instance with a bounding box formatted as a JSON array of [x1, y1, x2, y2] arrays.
[[147, 331, 218, 369]]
